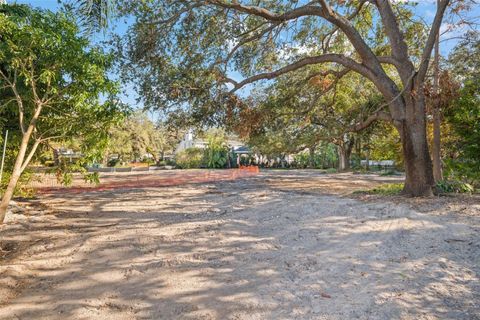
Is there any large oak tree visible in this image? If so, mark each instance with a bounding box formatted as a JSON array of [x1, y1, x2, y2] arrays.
[[111, 0, 468, 196]]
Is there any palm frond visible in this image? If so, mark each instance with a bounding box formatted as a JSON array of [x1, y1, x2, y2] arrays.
[[60, 0, 115, 33]]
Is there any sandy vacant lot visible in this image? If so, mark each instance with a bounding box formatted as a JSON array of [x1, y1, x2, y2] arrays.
[[0, 170, 479, 320]]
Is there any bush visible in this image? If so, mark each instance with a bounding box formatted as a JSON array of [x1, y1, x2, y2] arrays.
[[325, 168, 337, 174], [44, 160, 55, 167], [203, 129, 229, 168], [443, 80, 480, 188], [175, 147, 203, 169], [107, 158, 120, 167], [204, 147, 228, 168], [444, 159, 480, 189], [436, 180, 474, 194], [165, 158, 176, 166], [0, 170, 36, 198], [141, 157, 155, 165]]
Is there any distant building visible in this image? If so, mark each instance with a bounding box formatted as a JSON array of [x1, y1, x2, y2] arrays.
[[360, 160, 395, 167]]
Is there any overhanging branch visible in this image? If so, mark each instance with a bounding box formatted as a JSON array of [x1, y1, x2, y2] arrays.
[[206, 1, 323, 21], [350, 110, 392, 132], [226, 54, 373, 92]]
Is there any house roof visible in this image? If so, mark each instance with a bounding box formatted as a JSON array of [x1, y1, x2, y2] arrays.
[[234, 146, 251, 154]]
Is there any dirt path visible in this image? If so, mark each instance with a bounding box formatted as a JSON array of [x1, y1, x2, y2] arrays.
[[1, 171, 479, 319]]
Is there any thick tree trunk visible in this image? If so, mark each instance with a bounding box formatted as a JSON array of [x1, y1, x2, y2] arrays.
[[338, 147, 347, 171], [365, 148, 370, 171], [308, 146, 315, 168], [338, 147, 351, 171], [399, 97, 435, 197], [0, 133, 30, 223], [337, 138, 354, 171]]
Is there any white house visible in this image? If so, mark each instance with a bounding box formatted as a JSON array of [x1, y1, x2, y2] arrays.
[[175, 129, 250, 155]]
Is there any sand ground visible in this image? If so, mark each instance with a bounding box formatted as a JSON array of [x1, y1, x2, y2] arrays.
[[0, 170, 479, 319]]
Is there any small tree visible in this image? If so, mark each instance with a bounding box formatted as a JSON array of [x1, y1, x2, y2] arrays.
[[443, 80, 480, 186], [0, 5, 123, 223]]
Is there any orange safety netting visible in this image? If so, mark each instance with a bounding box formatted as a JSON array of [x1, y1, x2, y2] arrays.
[[36, 167, 260, 194]]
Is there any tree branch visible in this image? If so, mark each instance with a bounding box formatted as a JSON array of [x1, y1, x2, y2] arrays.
[[227, 54, 374, 92], [223, 22, 281, 67], [417, 0, 450, 83], [377, 55, 402, 68], [317, 0, 383, 74], [150, 3, 203, 24], [372, 0, 415, 81], [206, 1, 323, 21], [0, 69, 26, 133], [350, 110, 392, 132], [20, 139, 41, 173]]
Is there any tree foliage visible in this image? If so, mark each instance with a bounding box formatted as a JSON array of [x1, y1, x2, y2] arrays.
[[441, 31, 480, 187], [0, 5, 125, 222], [107, 111, 182, 164], [109, 0, 464, 195]]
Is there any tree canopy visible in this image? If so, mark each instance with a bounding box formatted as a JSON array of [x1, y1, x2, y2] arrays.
[[109, 0, 468, 195], [0, 4, 126, 222]]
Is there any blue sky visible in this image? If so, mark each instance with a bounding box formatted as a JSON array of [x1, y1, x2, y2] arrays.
[[10, 0, 480, 111]]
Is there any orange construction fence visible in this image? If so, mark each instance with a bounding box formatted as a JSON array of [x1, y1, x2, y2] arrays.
[[35, 167, 260, 194]]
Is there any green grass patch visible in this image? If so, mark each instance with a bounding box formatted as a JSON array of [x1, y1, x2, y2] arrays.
[[354, 183, 404, 195]]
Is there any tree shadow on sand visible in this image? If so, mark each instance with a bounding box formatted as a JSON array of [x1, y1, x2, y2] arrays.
[[0, 173, 479, 319]]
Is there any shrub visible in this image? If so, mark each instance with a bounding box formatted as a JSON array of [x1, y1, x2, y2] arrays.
[[175, 147, 203, 169], [0, 170, 36, 198], [204, 147, 228, 168], [107, 158, 120, 167], [44, 160, 55, 167], [436, 180, 474, 194], [165, 158, 176, 166], [443, 80, 480, 188], [141, 157, 155, 165], [203, 129, 229, 168], [444, 159, 480, 189]]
